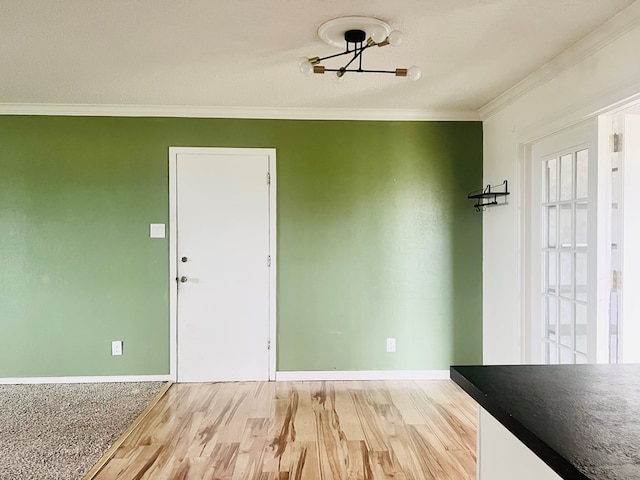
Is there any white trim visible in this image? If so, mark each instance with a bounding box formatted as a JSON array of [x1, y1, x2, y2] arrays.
[[515, 84, 640, 145], [477, 404, 483, 480], [0, 375, 170, 385], [268, 154, 277, 381], [519, 142, 531, 364], [595, 115, 612, 363], [168, 147, 277, 383], [480, 1, 640, 120], [169, 149, 178, 382], [275, 370, 450, 381], [0, 103, 480, 122]]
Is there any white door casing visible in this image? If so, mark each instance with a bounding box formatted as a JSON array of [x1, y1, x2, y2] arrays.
[[609, 111, 640, 363], [169, 147, 277, 382]]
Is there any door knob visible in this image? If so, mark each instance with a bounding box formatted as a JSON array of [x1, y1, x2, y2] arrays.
[[180, 276, 188, 283], [181, 256, 188, 263]]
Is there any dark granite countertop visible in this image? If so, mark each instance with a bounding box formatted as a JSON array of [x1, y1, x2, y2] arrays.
[[451, 364, 640, 480]]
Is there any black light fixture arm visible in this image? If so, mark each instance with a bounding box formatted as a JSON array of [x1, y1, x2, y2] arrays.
[[315, 48, 364, 63], [339, 45, 367, 72], [306, 39, 375, 77], [312, 40, 374, 77], [318, 30, 372, 62], [322, 68, 399, 75]]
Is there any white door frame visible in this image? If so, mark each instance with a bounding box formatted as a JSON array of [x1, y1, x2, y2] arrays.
[[168, 146, 277, 382]]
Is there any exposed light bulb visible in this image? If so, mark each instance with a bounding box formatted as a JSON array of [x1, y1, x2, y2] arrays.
[[332, 71, 344, 84], [387, 30, 403, 46], [370, 27, 387, 44], [298, 57, 309, 67], [407, 65, 422, 81], [299, 61, 314, 76]]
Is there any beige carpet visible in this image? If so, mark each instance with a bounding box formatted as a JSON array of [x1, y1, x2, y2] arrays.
[[0, 382, 165, 480]]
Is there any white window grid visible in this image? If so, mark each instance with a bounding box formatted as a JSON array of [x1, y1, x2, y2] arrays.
[[541, 148, 589, 364]]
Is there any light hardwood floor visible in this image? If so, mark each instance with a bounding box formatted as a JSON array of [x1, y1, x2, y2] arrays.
[[92, 380, 476, 480]]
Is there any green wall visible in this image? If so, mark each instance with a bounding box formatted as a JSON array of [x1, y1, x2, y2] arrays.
[[0, 116, 482, 377]]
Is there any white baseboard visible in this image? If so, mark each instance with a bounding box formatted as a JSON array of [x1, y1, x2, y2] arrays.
[[1, 372, 449, 384], [275, 370, 450, 381], [0, 375, 171, 385]]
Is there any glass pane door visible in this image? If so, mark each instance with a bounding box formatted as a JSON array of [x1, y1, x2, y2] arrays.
[[529, 121, 598, 365], [541, 148, 589, 364]]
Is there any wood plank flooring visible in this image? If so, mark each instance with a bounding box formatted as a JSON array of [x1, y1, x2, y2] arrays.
[[91, 380, 476, 480]]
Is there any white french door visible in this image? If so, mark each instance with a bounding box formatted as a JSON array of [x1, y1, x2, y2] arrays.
[[529, 121, 599, 364]]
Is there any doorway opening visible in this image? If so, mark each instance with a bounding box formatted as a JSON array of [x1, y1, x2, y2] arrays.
[[525, 101, 640, 364]]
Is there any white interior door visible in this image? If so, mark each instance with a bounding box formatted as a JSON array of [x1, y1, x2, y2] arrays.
[[529, 121, 600, 364], [173, 148, 274, 382]]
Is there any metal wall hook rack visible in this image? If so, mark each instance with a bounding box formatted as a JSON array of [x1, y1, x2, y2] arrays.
[[467, 180, 510, 212]]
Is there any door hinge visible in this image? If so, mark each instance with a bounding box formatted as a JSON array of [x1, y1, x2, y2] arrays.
[[267, 339, 271, 350], [610, 133, 623, 153], [612, 270, 623, 289], [267, 172, 271, 185], [267, 255, 271, 267]]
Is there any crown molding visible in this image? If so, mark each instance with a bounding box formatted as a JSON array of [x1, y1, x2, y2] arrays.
[[0, 103, 480, 121], [480, 1, 640, 120]]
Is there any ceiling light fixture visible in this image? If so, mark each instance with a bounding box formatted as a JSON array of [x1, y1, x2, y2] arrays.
[[299, 16, 421, 81]]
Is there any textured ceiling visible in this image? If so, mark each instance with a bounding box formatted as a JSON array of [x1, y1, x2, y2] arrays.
[[0, 0, 636, 113]]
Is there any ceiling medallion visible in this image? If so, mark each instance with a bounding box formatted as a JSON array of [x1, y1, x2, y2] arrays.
[[299, 16, 421, 81]]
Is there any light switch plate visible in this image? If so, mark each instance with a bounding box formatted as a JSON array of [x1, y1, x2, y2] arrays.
[[150, 223, 166, 238]]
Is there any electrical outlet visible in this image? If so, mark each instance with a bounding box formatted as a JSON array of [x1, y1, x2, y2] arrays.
[[111, 340, 123, 356], [386, 337, 396, 353]]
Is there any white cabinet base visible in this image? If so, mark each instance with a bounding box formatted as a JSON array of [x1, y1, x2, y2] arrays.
[[478, 407, 562, 480]]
